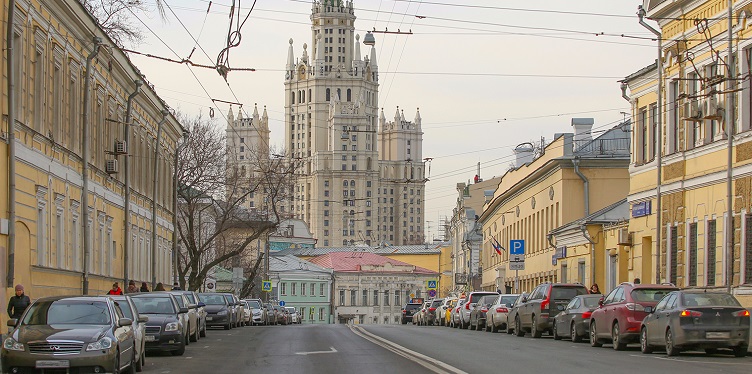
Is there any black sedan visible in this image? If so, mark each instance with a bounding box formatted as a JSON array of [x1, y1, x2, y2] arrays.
[[2, 296, 136, 374], [130, 293, 188, 356], [552, 294, 602, 342], [198, 293, 233, 330], [640, 290, 750, 357]]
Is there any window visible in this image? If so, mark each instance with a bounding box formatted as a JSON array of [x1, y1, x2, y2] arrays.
[[639, 107, 648, 163], [362, 290, 368, 306], [384, 290, 390, 306], [321, 284, 326, 297], [310, 283, 315, 296], [395, 291, 401, 306], [707, 219, 717, 286], [669, 80, 680, 153], [745, 215, 752, 284], [649, 103, 657, 160], [282, 283, 288, 295], [670, 226, 678, 285], [350, 290, 356, 306], [319, 307, 326, 321], [373, 290, 379, 306], [688, 222, 698, 287], [339, 290, 345, 306], [302, 283, 307, 296], [300, 307, 306, 320], [37, 187, 48, 266]]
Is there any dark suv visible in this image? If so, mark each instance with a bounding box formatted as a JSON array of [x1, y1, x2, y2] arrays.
[[401, 303, 422, 324], [590, 282, 677, 350], [515, 283, 588, 338]]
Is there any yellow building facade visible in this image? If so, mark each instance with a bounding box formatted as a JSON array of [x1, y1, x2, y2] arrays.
[[478, 121, 631, 294], [625, 0, 752, 305], [1, 0, 183, 332]]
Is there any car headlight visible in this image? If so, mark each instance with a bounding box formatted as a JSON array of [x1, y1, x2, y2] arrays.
[[164, 322, 179, 332], [217, 310, 228, 316], [86, 337, 112, 351], [3, 337, 25, 351]]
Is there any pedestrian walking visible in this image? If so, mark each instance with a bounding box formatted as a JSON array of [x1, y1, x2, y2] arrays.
[[589, 283, 601, 294], [7, 284, 31, 320], [107, 282, 123, 295], [633, 278, 641, 284], [126, 280, 139, 293], [140, 282, 150, 292], [171, 282, 182, 291], [155, 282, 166, 291]]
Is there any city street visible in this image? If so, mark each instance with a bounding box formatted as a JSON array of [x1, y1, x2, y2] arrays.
[[145, 324, 751, 373]]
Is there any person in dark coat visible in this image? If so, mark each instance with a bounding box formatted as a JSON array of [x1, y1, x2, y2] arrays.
[[155, 282, 166, 291], [7, 284, 31, 320], [126, 280, 139, 294], [140, 282, 150, 292], [171, 282, 182, 291]]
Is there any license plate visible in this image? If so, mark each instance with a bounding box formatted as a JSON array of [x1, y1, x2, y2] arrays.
[[206, 317, 213, 321], [36, 360, 70, 369], [145, 335, 157, 342], [706, 332, 730, 339]]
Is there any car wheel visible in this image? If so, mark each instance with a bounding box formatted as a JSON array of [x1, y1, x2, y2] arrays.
[[486, 318, 493, 332], [515, 316, 524, 337], [665, 329, 680, 357], [704, 348, 717, 355], [571, 322, 582, 343], [612, 322, 626, 351], [590, 321, 602, 347], [190, 325, 199, 342], [224, 323, 231, 330], [172, 340, 186, 356], [531, 315, 542, 338], [640, 327, 653, 354], [732, 345, 748, 357], [553, 322, 562, 340], [200, 323, 207, 338], [135, 349, 144, 372]]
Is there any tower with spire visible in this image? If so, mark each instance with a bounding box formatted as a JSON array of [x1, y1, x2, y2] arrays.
[[284, 0, 425, 247]]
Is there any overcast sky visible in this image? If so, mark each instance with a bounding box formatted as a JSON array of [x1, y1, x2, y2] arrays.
[[128, 0, 656, 241]]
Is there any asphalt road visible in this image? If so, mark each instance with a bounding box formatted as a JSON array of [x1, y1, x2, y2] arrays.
[[144, 324, 428, 374], [145, 323, 751, 374]]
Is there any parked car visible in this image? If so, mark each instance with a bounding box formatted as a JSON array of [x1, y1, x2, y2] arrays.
[[439, 298, 457, 326], [2, 296, 137, 374], [109, 295, 149, 372], [590, 282, 677, 350], [173, 290, 207, 337], [401, 302, 422, 324], [485, 294, 519, 333], [640, 290, 749, 357], [245, 299, 266, 325], [450, 299, 466, 328], [166, 291, 200, 342], [198, 292, 233, 330], [414, 301, 431, 326], [469, 295, 498, 331], [221, 293, 242, 328], [426, 299, 444, 326], [130, 293, 188, 356], [552, 294, 602, 342], [233, 294, 246, 326], [264, 303, 277, 325], [285, 307, 300, 324], [273, 305, 288, 325], [459, 291, 499, 329], [506, 293, 528, 334], [515, 283, 588, 338]]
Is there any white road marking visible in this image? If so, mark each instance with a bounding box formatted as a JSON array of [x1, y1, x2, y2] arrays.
[[628, 354, 750, 365], [203, 346, 210, 348], [295, 347, 338, 355]]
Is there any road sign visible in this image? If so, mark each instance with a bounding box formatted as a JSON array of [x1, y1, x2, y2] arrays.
[[427, 280, 437, 290], [509, 261, 525, 270], [262, 281, 272, 292], [428, 290, 437, 298], [279, 300, 286, 306], [510, 240, 525, 262]]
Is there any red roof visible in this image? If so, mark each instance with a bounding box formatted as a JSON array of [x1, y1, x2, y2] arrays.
[[309, 252, 437, 275]]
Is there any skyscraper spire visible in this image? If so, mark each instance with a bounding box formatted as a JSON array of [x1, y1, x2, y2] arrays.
[[228, 105, 234, 123], [286, 38, 295, 71]]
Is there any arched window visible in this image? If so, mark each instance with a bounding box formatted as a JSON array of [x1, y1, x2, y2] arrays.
[[343, 240, 348, 245], [411, 167, 415, 179], [337, 88, 341, 100], [302, 90, 306, 103], [367, 157, 372, 170], [343, 180, 349, 187], [291, 91, 295, 104], [350, 210, 355, 216], [347, 89, 351, 102], [350, 180, 355, 187], [326, 88, 331, 101], [308, 89, 312, 102]]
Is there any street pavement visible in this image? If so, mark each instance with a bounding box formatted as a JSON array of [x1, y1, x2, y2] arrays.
[[145, 323, 751, 373]]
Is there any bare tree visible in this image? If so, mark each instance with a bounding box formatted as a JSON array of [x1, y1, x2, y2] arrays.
[[79, 0, 163, 47], [175, 113, 298, 292]]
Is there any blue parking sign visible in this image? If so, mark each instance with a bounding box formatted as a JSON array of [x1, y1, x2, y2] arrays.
[[510, 240, 525, 255]]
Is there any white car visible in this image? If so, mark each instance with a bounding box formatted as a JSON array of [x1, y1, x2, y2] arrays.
[[109, 295, 148, 372], [485, 294, 519, 332], [459, 292, 499, 329], [245, 299, 266, 325], [437, 297, 457, 326], [285, 307, 300, 324]]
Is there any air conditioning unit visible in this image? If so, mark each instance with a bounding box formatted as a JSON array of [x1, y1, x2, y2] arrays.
[[684, 99, 703, 122], [105, 159, 119, 174], [617, 228, 632, 246], [703, 94, 724, 120], [114, 140, 127, 155]]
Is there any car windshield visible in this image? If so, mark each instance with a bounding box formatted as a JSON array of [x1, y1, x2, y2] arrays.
[[404, 304, 421, 311], [183, 293, 197, 303], [469, 293, 496, 303], [582, 297, 601, 308], [132, 297, 176, 314], [23, 300, 111, 325], [248, 300, 262, 309], [223, 295, 234, 304], [551, 287, 588, 300], [198, 294, 226, 305], [631, 288, 675, 302], [500, 296, 518, 305], [430, 300, 443, 307], [171, 296, 185, 308], [682, 293, 741, 307]]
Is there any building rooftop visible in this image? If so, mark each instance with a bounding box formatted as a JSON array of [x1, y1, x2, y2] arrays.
[[308, 252, 437, 275], [274, 244, 443, 257], [269, 255, 332, 274]]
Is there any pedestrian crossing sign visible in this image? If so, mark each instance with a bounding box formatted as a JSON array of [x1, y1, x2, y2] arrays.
[[262, 281, 272, 292], [427, 280, 437, 290]]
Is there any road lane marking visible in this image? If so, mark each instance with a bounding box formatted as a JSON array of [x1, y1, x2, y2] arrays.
[[295, 347, 338, 355], [349, 325, 468, 374], [628, 354, 750, 365]]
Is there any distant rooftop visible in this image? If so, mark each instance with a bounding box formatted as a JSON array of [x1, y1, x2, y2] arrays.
[[274, 243, 444, 257], [308, 252, 437, 275]]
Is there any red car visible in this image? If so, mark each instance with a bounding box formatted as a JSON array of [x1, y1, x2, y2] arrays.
[[590, 282, 678, 350]]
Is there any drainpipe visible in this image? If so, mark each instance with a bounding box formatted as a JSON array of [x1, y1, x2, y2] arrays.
[[172, 130, 188, 285], [123, 80, 142, 289], [572, 158, 589, 216], [724, 0, 734, 294], [580, 224, 596, 287], [638, 5, 663, 284], [81, 37, 102, 295], [6, 0, 16, 288], [151, 110, 169, 289]]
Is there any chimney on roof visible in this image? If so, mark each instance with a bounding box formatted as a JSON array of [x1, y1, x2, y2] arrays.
[[572, 118, 594, 150], [484, 190, 494, 204], [514, 143, 534, 168]]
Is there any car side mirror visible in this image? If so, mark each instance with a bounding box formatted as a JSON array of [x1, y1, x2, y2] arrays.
[[520, 297, 528, 303], [598, 297, 604, 306], [179, 307, 189, 314], [188, 303, 198, 309], [118, 318, 133, 327], [138, 315, 149, 323], [7, 319, 17, 327], [198, 302, 206, 308], [644, 306, 654, 314]]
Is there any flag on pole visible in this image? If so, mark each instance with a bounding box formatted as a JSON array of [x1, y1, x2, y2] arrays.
[[491, 237, 504, 256]]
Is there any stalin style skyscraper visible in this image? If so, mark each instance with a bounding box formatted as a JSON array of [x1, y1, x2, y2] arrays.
[[284, 0, 425, 247]]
